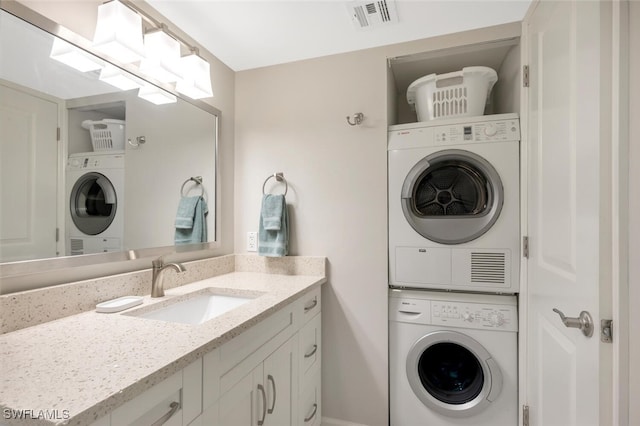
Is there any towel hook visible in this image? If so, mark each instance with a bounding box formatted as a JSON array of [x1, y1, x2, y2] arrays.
[[262, 172, 288, 196], [346, 112, 364, 126], [181, 176, 204, 197]]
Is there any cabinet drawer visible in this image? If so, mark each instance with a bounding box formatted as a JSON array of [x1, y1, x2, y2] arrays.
[[299, 312, 321, 384], [299, 287, 321, 325], [299, 371, 321, 426]]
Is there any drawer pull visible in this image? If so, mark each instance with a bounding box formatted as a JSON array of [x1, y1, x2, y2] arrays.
[[304, 298, 318, 313], [257, 384, 267, 425], [304, 344, 318, 358], [267, 374, 277, 414], [304, 403, 318, 423], [150, 401, 179, 426]]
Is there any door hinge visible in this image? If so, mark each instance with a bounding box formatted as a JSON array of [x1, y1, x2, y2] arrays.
[[601, 319, 613, 343], [522, 236, 529, 258], [55, 227, 59, 242], [56, 127, 61, 141], [523, 405, 530, 426], [523, 65, 530, 87]]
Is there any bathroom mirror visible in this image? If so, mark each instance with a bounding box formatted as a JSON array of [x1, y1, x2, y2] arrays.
[[0, 2, 219, 293]]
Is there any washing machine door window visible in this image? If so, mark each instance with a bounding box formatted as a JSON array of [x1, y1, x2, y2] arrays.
[[70, 172, 117, 236], [406, 330, 503, 418], [401, 149, 504, 244]]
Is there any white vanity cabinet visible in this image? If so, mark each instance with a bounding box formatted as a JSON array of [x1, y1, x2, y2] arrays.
[[92, 287, 322, 426]]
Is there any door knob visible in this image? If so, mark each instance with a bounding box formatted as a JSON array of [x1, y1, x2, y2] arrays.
[[552, 308, 594, 337]]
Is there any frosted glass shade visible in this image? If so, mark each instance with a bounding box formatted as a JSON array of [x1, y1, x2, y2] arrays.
[[176, 54, 213, 99], [99, 65, 143, 90], [93, 0, 144, 64], [139, 30, 182, 83], [138, 85, 177, 105], [50, 38, 103, 72]]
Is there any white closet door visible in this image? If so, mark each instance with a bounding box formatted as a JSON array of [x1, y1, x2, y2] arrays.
[[524, 0, 616, 425], [0, 82, 58, 262]]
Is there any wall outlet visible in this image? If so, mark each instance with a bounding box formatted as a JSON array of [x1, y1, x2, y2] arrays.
[[247, 231, 258, 252]]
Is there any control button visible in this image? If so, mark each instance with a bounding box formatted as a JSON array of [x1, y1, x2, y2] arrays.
[[484, 124, 497, 137]]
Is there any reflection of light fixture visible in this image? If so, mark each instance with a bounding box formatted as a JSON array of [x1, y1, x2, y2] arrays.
[[49, 38, 103, 72], [99, 65, 143, 90], [138, 84, 177, 105], [139, 28, 182, 83], [176, 51, 213, 99], [93, 0, 144, 63]]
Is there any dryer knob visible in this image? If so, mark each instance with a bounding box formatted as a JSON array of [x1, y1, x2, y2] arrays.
[[484, 124, 498, 137]]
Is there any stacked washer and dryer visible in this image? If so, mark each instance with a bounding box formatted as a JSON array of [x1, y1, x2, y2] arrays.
[[387, 68, 521, 426], [65, 119, 125, 256]]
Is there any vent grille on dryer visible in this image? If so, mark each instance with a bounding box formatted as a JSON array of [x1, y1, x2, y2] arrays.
[[70, 239, 84, 256], [470, 252, 506, 284]]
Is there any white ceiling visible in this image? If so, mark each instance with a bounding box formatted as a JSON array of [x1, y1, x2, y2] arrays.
[[145, 0, 532, 72]]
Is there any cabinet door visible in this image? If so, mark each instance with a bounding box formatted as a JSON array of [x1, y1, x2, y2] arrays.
[[219, 364, 263, 426], [263, 337, 297, 426]]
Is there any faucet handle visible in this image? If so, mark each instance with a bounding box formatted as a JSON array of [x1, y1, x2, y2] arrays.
[[152, 257, 164, 268]]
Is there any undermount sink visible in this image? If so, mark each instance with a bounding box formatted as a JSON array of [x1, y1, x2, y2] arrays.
[[128, 290, 258, 325]]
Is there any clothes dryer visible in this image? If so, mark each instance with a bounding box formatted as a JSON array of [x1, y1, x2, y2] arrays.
[[388, 113, 520, 293], [65, 151, 124, 255], [389, 289, 518, 425]]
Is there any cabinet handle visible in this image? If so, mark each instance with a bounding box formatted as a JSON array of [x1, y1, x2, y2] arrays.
[[304, 403, 318, 423], [150, 401, 179, 426], [267, 374, 277, 414], [304, 298, 318, 313], [257, 384, 267, 426], [304, 344, 318, 358]]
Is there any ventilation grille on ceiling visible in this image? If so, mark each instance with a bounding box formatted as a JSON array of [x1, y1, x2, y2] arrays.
[[347, 0, 398, 29], [470, 252, 506, 284]]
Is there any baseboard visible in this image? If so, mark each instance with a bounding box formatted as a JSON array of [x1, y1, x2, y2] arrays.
[[322, 416, 371, 426]]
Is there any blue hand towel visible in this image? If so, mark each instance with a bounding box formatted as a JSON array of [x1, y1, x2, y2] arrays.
[[175, 196, 208, 245], [258, 194, 288, 257]]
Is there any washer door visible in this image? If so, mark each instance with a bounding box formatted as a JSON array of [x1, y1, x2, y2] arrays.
[[69, 172, 117, 235], [406, 330, 503, 418], [401, 149, 504, 244]]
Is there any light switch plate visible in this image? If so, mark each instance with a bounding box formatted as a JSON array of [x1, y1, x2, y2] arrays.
[[247, 231, 257, 252]]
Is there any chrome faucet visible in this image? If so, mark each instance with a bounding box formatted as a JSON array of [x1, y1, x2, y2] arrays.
[[151, 258, 186, 298]]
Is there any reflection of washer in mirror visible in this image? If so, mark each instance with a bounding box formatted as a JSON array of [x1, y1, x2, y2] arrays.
[[401, 149, 504, 245], [70, 172, 117, 235]]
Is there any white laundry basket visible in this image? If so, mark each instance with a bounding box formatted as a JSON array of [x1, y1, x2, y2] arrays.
[[81, 119, 126, 151], [407, 66, 498, 122]]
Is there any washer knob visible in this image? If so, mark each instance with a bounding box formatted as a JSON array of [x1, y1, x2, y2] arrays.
[[489, 312, 505, 327], [463, 312, 473, 322]]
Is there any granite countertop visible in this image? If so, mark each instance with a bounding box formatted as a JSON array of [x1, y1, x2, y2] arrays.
[[0, 271, 326, 426]]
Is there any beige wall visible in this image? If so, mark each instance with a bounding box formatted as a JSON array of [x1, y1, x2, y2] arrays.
[[235, 23, 520, 425], [628, 1, 639, 424]]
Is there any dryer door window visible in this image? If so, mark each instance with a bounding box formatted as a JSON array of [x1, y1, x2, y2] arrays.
[[406, 330, 503, 417], [70, 172, 117, 235], [401, 149, 504, 244]]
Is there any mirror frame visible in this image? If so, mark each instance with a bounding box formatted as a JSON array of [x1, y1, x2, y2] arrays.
[[0, 0, 221, 294]]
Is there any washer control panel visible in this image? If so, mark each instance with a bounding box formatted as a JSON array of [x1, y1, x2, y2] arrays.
[[431, 301, 517, 331], [433, 118, 520, 144]]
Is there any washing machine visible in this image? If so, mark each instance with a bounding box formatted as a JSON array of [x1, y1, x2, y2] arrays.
[[388, 113, 520, 293], [65, 151, 124, 255], [389, 289, 517, 425]]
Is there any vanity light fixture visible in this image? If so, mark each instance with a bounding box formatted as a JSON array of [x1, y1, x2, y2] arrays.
[[138, 84, 177, 105], [176, 50, 214, 99], [49, 38, 103, 72], [99, 65, 143, 90], [139, 26, 182, 83], [92, 0, 145, 64]]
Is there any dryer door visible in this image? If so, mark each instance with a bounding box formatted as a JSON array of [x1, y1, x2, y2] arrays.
[[406, 330, 503, 418], [69, 172, 117, 235], [401, 149, 503, 244]]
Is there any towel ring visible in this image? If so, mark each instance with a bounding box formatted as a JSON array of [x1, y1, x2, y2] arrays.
[[262, 172, 288, 196], [181, 176, 204, 197]]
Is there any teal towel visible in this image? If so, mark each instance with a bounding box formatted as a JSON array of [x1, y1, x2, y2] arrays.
[[175, 196, 208, 245], [258, 194, 288, 257]]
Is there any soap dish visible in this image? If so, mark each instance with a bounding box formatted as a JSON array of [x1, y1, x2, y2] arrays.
[[96, 296, 143, 313]]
